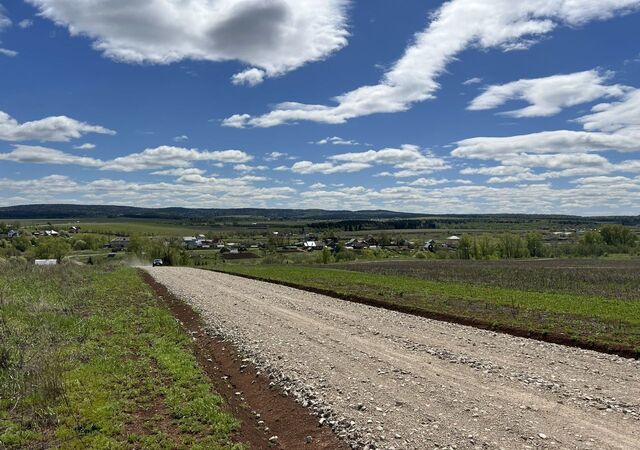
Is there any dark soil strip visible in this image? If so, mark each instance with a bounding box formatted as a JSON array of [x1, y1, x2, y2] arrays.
[[140, 270, 349, 450], [210, 269, 639, 360]]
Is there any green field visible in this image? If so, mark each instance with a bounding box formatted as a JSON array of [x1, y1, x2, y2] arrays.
[[0, 263, 243, 449], [21, 219, 214, 237], [329, 258, 640, 299], [216, 263, 640, 356]]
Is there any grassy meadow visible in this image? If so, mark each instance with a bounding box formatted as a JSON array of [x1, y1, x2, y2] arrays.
[[0, 263, 243, 449], [20, 219, 213, 238]]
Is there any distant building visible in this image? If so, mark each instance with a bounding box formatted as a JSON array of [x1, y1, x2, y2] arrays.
[[345, 238, 367, 250], [364, 236, 379, 248], [323, 237, 339, 250], [303, 241, 324, 251], [108, 237, 130, 251], [183, 236, 199, 249], [445, 236, 461, 248], [35, 259, 57, 266]]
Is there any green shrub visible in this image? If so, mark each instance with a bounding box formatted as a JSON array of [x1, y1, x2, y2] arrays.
[[72, 239, 88, 251]]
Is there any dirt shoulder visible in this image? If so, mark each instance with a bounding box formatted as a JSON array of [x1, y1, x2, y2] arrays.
[[141, 270, 348, 450]]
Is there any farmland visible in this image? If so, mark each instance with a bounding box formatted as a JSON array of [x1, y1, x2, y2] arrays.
[[329, 258, 640, 299]]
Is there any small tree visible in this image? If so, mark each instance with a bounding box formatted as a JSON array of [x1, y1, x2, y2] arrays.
[[499, 233, 528, 259], [599, 224, 636, 247], [526, 232, 545, 258], [581, 230, 604, 245], [73, 239, 88, 251], [34, 238, 71, 262], [321, 246, 332, 264], [476, 235, 496, 260], [12, 235, 32, 252], [457, 235, 473, 259]]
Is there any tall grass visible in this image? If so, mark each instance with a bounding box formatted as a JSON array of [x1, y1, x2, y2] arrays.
[[0, 262, 242, 449]]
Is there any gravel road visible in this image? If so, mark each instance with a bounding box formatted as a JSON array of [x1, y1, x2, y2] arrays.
[[146, 267, 640, 450]]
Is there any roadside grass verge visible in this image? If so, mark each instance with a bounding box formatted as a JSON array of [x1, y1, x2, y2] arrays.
[[0, 262, 243, 449], [215, 264, 640, 357]]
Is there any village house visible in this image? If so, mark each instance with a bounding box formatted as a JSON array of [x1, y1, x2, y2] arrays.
[[303, 240, 324, 251], [323, 237, 339, 250], [363, 235, 379, 248], [444, 235, 461, 248], [183, 236, 199, 249], [345, 238, 367, 250], [108, 237, 130, 252]]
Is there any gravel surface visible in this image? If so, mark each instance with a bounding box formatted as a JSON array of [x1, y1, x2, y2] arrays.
[[146, 267, 640, 450]]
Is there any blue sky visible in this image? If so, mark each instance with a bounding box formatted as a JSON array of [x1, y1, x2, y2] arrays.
[[1, 0, 640, 214]]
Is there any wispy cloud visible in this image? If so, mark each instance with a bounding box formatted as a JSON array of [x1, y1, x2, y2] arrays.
[[224, 0, 640, 127]]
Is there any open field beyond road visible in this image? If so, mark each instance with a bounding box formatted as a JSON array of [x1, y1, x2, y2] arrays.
[[328, 259, 640, 299], [146, 267, 640, 450]]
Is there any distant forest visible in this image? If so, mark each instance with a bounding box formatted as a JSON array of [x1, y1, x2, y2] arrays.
[[1, 204, 639, 227]]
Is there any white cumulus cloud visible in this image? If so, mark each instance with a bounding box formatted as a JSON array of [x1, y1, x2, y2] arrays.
[[0, 144, 254, 173], [282, 144, 449, 177], [18, 19, 33, 29], [454, 87, 640, 160], [289, 161, 371, 175], [0, 110, 115, 142], [453, 87, 640, 183], [0, 145, 104, 167], [468, 70, 629, 117], [330, 145, 450, 177], [231, 68, 266, 86], [101, 146, 253, 172], [27, 0, 350, 83]]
